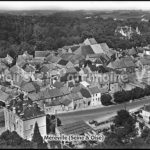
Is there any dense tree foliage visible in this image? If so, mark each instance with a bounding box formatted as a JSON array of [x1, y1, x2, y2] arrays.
[[93, 110, 137, 149], [32, 122, 47, 149], [101, 94, 112, 106], [0, 130, 37, 149], [46, 114, 61, 134], [114, 86, 150, 104], [113, 110, 137, 141], [0, 12, 150, 58], [114, 90, 132, 103]]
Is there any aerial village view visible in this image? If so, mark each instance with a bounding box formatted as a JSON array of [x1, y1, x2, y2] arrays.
[[1, 1, 150, 149]]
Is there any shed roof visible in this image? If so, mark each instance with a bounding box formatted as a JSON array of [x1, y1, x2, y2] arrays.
[[57, 120, 93, 135], [35, 51, 50, 58]]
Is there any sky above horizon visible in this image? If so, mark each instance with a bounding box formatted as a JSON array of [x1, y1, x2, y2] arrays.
[[0, 1, 150, 11]]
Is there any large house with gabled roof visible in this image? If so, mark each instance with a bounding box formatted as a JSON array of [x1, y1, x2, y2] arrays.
[[4, 98, 47, 141], [83, 38, 98, 45]]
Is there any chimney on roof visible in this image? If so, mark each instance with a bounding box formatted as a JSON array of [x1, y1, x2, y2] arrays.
[[6, 103, 10, 108], [33, 101, 38, 108], [24, 95, 28, 101], [23, 103, 27, 113], [20, 113, 24, 118], [13, 107, 16, 114], [12, 99, 16, 107]]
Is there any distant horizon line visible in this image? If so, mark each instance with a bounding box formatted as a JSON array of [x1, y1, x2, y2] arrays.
[[0, 9, 149, 11]]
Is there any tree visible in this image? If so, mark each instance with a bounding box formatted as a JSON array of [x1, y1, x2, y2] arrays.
[[32, 122, 47, 149], [57, 118, 62, 127], [46, 115, 61, 134], [114, 91, 128, 103], [144, 85, 150, 96], [131, 87, 145, 99], [103, 132, 123, 147], [112, 110, 137, 142], [114, 90, 133, 104], [114, 110, 135, 127], [141, 127, 150, 140], [0, 130, 37, 149], [101, 94, 112, 106]]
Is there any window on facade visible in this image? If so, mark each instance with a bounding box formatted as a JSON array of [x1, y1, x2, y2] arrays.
[[14, 124, 16, 131]]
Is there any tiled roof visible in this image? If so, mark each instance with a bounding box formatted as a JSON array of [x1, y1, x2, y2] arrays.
[[80, 88, 91, 98], [124, 57, 136, 67], [69, 54, 84, 64], [100, 43, 109, 52], [7, 98, 45, 121], [127, 48, 137, 55], [88, 86, 101, 95], [61, 99, 72, 106], [66, 67, 77, 73], [136, 47, 144, 53], [40, 63, 56, 73], [62, 45, 70, 50], [28, 92, 41, 101], [87, 53, 110, 65], [84, 38, 97, 45], [60, 86, 70, 95], [23, 51, 33, 59], [12, 75, 28, 87], [87, 54, 103, 58], [40, 65, 49, 73], [5, 54, 13, 62], [57, 120, 93, 135], [99, 54, 110, 63], [60, 53, 74, 61], [91, 44, 105, 54], [70, 45, 80, 52], [40, 89, 50, 99], [69, 92, 83, 101], [48, 88, 64, 98], [71, 85, 83, 93], [99, 88, 109, 94], [24, 65, 35, 72], [0, 62, 8, 72], [53, 81, 64, 89], [57, 59, 69, 66], [16, 56, 27, 68], [28, 58, 44, 65], [74, 45, 94, 57], [140, 58, 150, 65], [100, 43, 116, 58], [83, 68, 89, 74], [35, 51, 50, 58], [21, 103, 45, 120], [47, 99, 61, 106], [107, 57, 136, 69], [10, 65, 19, 73], [0, 90, 9, 102], [21, 82, 36, 93], [45, 54, 61, 63]]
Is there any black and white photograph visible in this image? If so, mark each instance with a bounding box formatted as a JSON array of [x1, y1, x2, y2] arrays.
[[1, 1, 150, 149]]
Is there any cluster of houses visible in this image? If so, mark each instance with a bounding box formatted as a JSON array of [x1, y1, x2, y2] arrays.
[[115, 26, 141, 39], [1, 37, 150, 140]]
